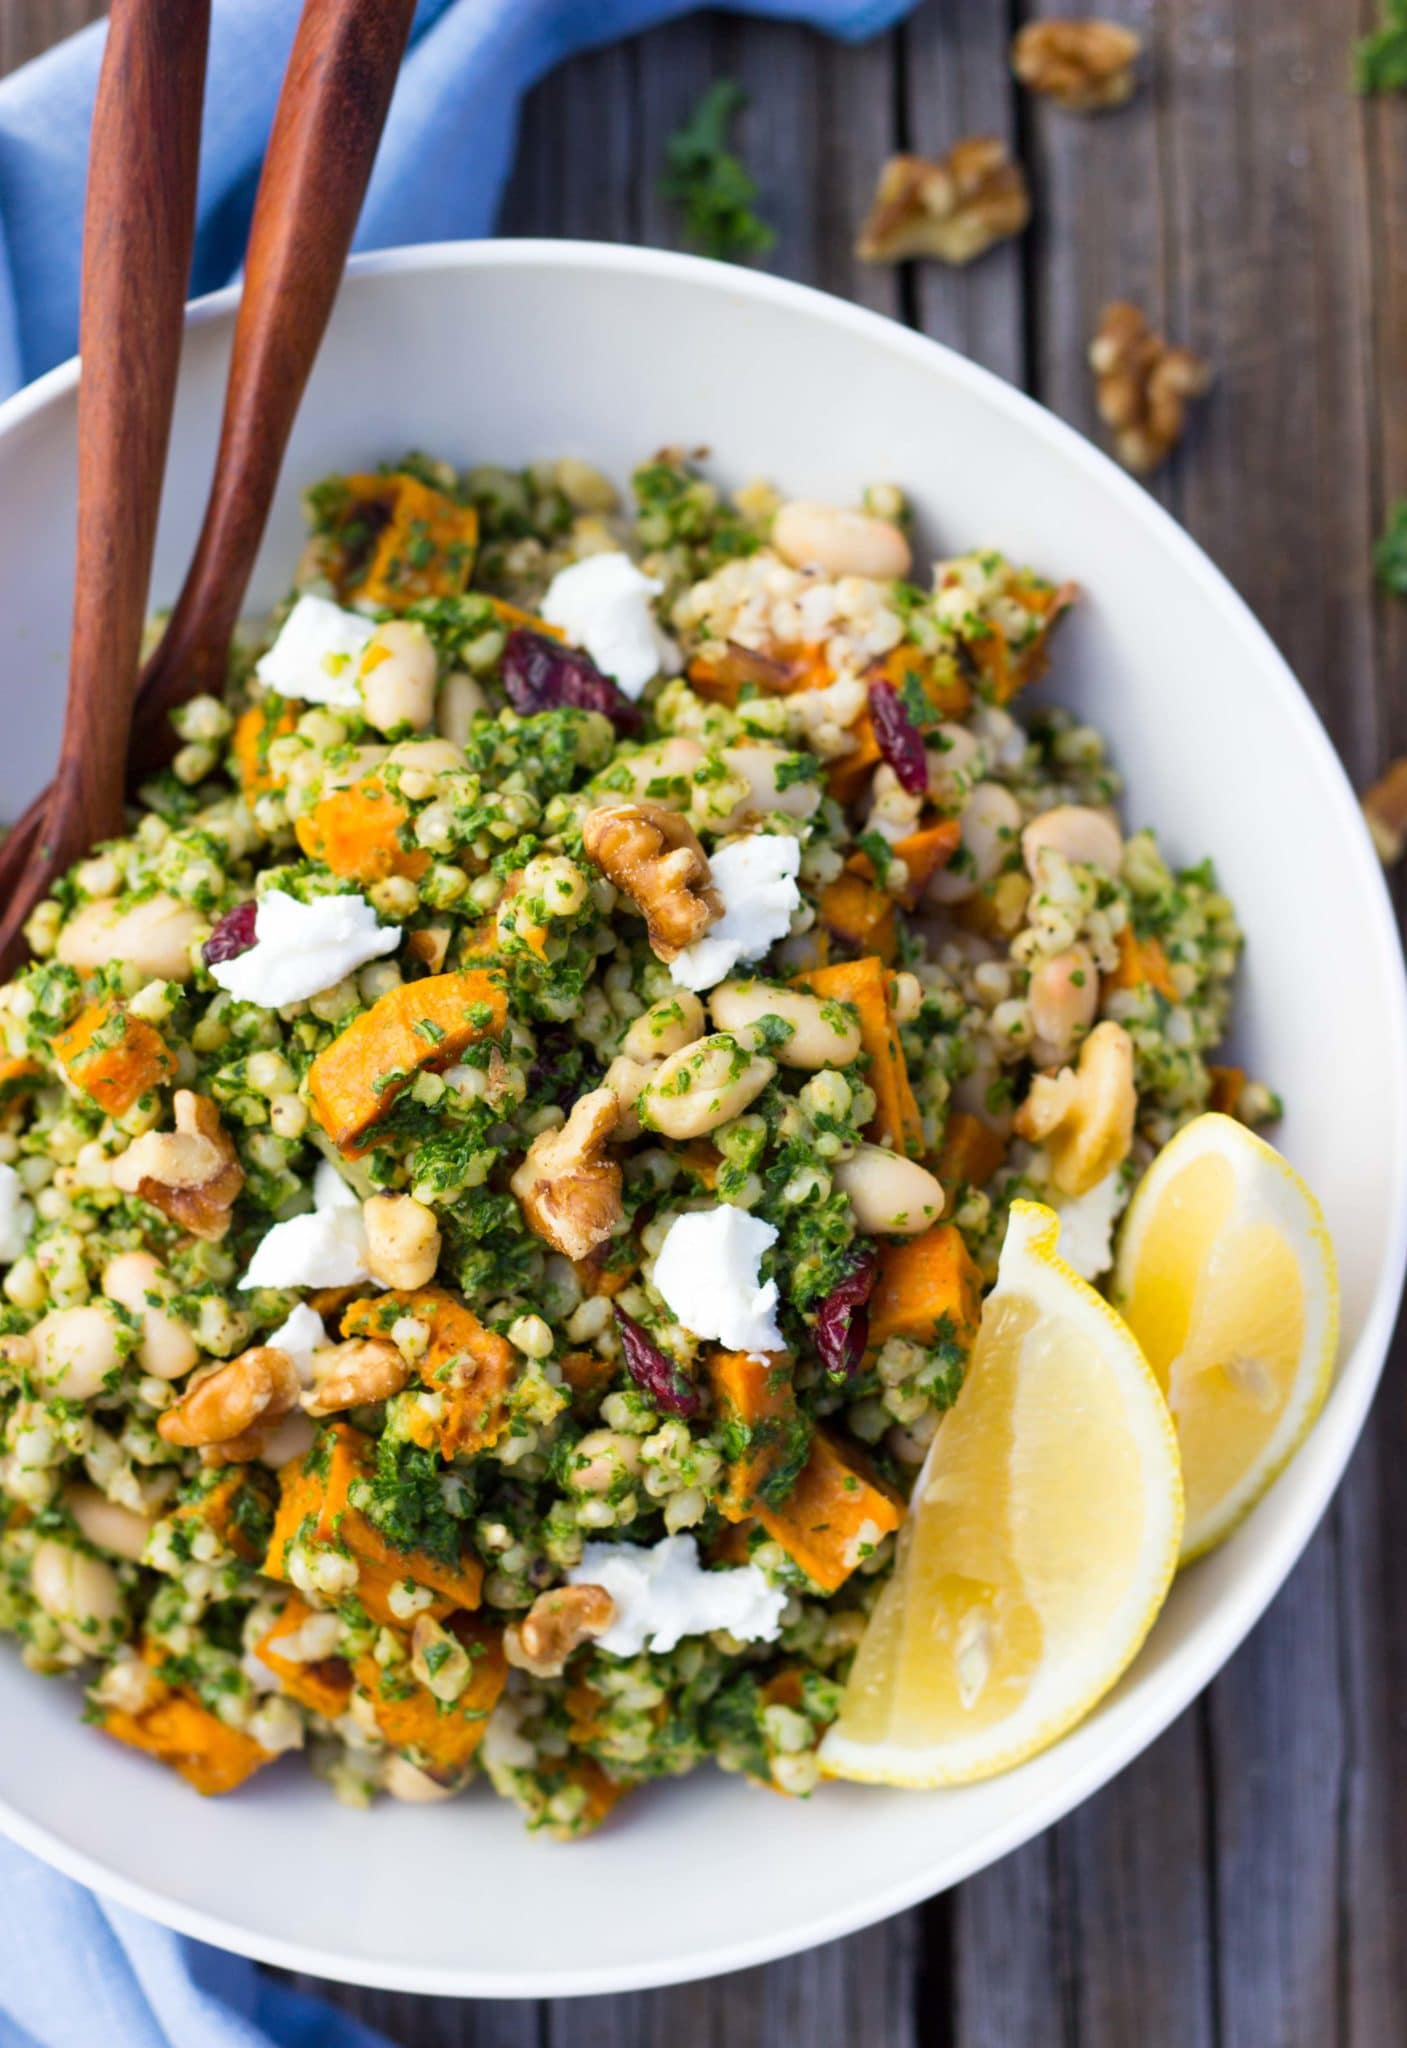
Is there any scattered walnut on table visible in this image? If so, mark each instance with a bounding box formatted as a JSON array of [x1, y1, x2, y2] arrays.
[[1088, 302, 1213, 474], [855, 141, 1030, 267], [1362, 757, 1407, 866], [109, 1089, 244, 1240], [510, 1086, 624, 1262], [1011, 19, 1142, 112], [504, 1584, 617, 1679], [580, 800, 722, 962]]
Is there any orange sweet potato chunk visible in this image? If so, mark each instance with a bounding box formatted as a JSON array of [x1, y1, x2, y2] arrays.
[[54, 1001, 175, 1116], [756, 1427, 904, 1594], [845, 818, 961, 910], [867, 1224, 984, 1354], [255, 1596, 354, 1719], [826, 710, 883, 805], [341, 471, 480, 610], [816, 873, 897, 965], [307, 968, 507, 1150], [353, 1613, 506, 1780], [173, 1467, 273, 1566], [343, 1290, 516, 1462], [295, 775, 430, 885], [1104, 924, 1178, 1002], [102, 1677, 272, 1796], [956, 577, 1077, 704], [0, 1053, 41, 1106], [706, 1350, 810, 1521], [232, 699, 299, 795], [934, 1110, 1008, 1197], [795, 956, 922, 1157]]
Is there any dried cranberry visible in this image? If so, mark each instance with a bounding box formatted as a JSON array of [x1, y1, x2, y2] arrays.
[[501, 628, 642, 736], [814, 1251, 878, 1381], [203, 900, 258, 966], [614, 1308, 704, 1418], [868, 678, 929, 797]]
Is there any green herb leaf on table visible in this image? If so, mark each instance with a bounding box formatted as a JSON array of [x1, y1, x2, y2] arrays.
[[661, 80, 775, 264], [1374, 500, 1407, 596]]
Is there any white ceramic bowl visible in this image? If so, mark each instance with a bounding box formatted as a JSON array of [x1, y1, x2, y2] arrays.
[[0, 243, 1402, 1998]]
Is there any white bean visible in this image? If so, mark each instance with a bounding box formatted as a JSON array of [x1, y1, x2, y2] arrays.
[[612, 737, 704, 806], [31, 1304, 123, 1401], [56, 893, 203, 982], [30, 1537, 124, 1652], [928, 782, 1024, 904], [622, 991, 706, 1062], [387, 736, 463, 777], [773, 501, 912, 580], [101, 1251, 197, 1381], [1027, 944, 1099, 1065], [64, 1483, 153, 1564], [436, 670, 488, 748], [384, 1754, 459, 1803], [835, 1145, 945, 1236], [602, 1055, 662, 1141], [708, 981, 862, 1070], [1022, 805, 1123, 878], [706, 746, 822, 835], [360, 620, 439, 735], [640, 1035, 776, 1140]]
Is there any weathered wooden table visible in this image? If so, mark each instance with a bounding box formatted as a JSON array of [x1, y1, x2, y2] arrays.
[[7, 3, 1407, 2041]]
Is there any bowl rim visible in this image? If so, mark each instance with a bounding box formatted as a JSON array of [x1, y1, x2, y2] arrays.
[[1, 236, 1404, 1999]]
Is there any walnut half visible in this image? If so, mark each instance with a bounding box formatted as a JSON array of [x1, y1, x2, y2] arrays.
[[503, 1584, 617, 1679], [110, 1090, 244, 1241], [510, 1087, 624, 1262], [1011, 19, 1142, 112], [580, 800, 722, 962], [1089, 302, 1213, 474], [1014, 1020, 1136, 1196], [855, 142, 1031, 267]]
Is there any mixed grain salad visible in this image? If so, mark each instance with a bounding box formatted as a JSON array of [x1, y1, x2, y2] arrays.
[[0, 450, 1272, 1835]]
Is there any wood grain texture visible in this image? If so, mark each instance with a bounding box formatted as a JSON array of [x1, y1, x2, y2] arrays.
[[7, 3, 1407, 2043]]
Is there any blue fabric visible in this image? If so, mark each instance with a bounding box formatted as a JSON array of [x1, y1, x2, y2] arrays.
[[0, 0, 912, 401], [0, 7, 923, 2042]]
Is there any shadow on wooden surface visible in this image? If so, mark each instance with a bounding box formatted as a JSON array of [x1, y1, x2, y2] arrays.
[[4, 2, 1407, 2043]]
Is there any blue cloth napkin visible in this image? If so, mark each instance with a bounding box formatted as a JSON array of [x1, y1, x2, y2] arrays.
[[0, 3, 917, 2041]]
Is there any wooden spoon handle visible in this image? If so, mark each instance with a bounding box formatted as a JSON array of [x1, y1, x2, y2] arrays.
[[132, 0, 417, 772], [0, 0, 208, 975]]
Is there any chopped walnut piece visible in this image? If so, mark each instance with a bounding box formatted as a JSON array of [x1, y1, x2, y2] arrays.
[[1362, 757, 1407, 865], [510, 1087, 624, 1262], [157, 1345, 300, 1450], [302, 1337, 409, 1418], [580, 800, 723, 961], [1014, 1020, 1136, 1197], [504, 1584, 617, 1679], [1011, 19, 1142, 112], [110, 1090, 243, 1240], [855, 142, 1031, 267], [1089, 302, 1213, 474]]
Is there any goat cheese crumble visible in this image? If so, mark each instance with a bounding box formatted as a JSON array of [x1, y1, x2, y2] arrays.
[[542, 551, 677, 699], [207, 889, 399, 1008], [264, 1303, 330, 1385], [567, 1534, 786, 1655], [652, 1206, 784, 1356], [1053, 1168, 1128, 1282], [254, 593, 374, 708], [669, 833, 802, 993], [240, 1159, 369, 1292]]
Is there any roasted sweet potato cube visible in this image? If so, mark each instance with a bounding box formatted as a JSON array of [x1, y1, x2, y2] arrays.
[[101, 1674, 272, 1796], [307, 969, 507, 1150], [54, 1001, 175, 1116], [294, 775, 430, 884], [255, 1596, 354, 1719], [706, 1350, 811, 1521], [867, 1224, 984, 1355], [756, 1427, 905, 1594], [352, 1613, 505, 1780], [343, 1290, 517, 1462], [795, 955, 922, 1156]]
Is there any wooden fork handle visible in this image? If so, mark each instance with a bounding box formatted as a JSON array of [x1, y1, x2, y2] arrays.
[[0, 0, 208, 977], [132, 0, 417, 772]]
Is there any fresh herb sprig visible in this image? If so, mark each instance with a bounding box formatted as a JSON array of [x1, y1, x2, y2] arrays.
[[661, 80, 775, 264]]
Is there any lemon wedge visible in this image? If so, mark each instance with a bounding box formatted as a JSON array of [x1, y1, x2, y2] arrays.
[[820, 1201, 1183, 1788], [1111, 1111, 1338, 1562]]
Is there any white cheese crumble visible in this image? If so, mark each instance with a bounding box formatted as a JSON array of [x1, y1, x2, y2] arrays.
[[541, 551, 677, 699], [240, 1159, 369, 1292], [254, 594, 374, 708], [567, 1534, 786, 1655], [208, 889, 399, 1009], [0, 1162, 32, 1264], [652, 1206, 783, 1356], [669, 833, 803, 994], [1054, 1168, 1128, 1282], [264, 1302, 329, 1386]]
